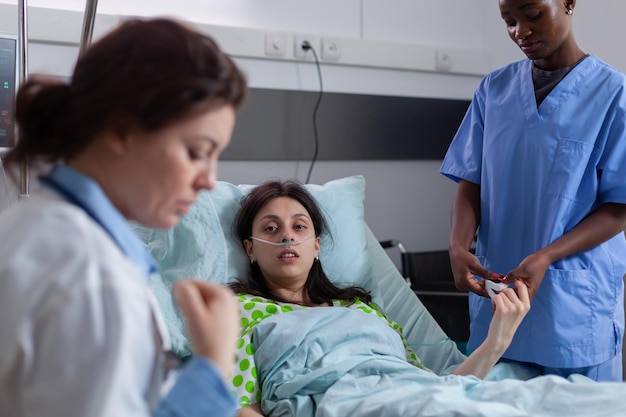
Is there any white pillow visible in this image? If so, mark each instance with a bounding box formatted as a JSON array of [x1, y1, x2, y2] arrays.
[[135, 175, 370, 355]]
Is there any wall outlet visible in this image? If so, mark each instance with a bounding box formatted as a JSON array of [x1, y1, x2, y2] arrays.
[[435, 49, 453, 72], [265, 32, 287, 57], [321, 37, 341, 61], [294, 34, 320, 59]]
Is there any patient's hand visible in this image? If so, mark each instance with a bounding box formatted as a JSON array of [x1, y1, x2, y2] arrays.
[[485, 280, 530, 353], [174, 280, 239, 379], [452, 281, 530, 379]]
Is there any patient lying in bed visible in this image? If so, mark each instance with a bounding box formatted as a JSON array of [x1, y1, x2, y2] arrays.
[[225, 180, 626, 417], [137, 176, 626, 416]]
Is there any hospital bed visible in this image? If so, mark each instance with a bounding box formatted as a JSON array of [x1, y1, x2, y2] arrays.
[[380, 239, 470, 352], [136, 175, 626, 416], [135, 175, 466, 375]]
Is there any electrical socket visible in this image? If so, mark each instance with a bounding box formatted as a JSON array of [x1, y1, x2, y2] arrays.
[[435, 49, 453, 72], [264, 32, 287, 58], [294, 34, 320, 60], [321, 37, 341, 61]]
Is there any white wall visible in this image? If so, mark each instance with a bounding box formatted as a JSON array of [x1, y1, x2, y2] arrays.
[[1, 0, 624, 254]]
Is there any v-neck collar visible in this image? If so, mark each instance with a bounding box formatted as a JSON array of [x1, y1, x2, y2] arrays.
[[521, 55, 596, 120]]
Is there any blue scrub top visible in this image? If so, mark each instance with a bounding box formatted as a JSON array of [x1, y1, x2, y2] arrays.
[[441, 55, 626, 368]]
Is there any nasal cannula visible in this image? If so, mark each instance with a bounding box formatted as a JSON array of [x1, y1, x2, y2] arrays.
[[249, 235, 315, 248]]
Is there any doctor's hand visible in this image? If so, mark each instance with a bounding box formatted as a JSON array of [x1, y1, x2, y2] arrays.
[[174, 280, 239, 379], [505, 252, 551, 300], [449, 246, 489, 297]]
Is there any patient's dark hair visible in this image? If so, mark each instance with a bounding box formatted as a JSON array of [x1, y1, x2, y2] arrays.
[[230, 180, 372, 305], [5, 18, 247, 165]]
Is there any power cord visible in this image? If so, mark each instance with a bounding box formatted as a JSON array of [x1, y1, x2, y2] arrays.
[[300, 40, 323, 184]]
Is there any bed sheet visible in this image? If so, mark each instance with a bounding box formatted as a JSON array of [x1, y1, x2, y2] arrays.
[[255, 306, 626, 417], [363, 225, 467, 375]]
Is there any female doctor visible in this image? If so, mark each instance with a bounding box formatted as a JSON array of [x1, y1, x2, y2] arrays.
[[0, 19, 246, 416], [440, 0, 626, 381]]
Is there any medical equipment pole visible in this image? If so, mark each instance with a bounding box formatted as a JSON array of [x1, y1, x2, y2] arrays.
[[79, 0, 99, 58], [17, 0, 29, 199]]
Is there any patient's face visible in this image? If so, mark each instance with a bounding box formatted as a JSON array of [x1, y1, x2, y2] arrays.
[[245, 197, 321, 291]]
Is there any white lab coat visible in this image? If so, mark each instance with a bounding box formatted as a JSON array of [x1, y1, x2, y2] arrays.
[[0, 188, 166, 416]]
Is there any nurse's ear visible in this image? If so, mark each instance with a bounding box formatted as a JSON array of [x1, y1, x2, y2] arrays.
[[565, 0, 576, 11]]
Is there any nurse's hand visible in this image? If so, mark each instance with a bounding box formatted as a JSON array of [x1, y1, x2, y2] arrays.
[[174, 280, 239, 379], [505, 252, 551, 300], [449, 246, 489, 297]]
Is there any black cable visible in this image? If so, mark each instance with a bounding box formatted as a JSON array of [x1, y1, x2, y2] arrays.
[[301, 41, 323, 184]]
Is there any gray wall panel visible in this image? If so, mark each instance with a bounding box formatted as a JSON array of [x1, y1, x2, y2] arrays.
[[225, 88, 470, 161]]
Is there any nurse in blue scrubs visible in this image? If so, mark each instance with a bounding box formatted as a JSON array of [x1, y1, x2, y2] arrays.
[[441, 0, 626, 381]]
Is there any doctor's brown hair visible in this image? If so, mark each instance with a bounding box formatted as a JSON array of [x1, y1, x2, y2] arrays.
[[6, 18, 246, 165]]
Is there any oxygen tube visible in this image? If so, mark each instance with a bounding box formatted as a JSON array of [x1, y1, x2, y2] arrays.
[[249, 235, 315, 248]]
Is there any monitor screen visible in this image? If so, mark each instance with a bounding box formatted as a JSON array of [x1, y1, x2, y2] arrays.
[[0, 35, 17, 148]]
